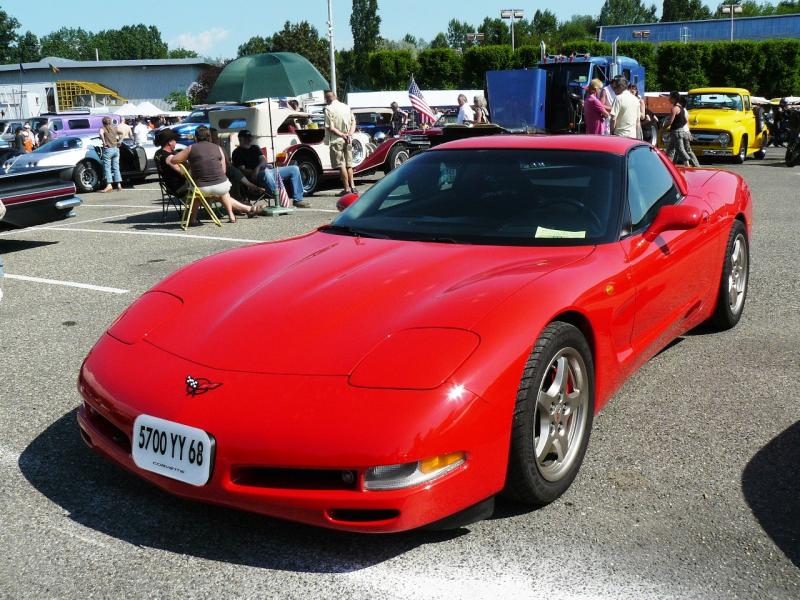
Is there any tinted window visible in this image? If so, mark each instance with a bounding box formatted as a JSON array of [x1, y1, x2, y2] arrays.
[[35, 137, 83, 153], [218, 118, 248, 129], [331, 149, 623, 246], [51, 119, 63, 131], [67, 119, 91, 129], [185, 110, 209, 123], [626, 147, 679, 231]]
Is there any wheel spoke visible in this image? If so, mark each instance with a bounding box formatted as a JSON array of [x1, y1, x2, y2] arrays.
[[544, 356, 568, 399], [553, 433, 569, 462]]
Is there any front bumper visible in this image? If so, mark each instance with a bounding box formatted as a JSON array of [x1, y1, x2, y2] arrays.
[[694, 148, 733, 156], [76, 335, 508, 532]]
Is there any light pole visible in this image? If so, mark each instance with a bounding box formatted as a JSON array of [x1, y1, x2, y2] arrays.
[[327, 0, 336, 94], [500, 9, 524, 51], [721, 3, 743, 42], [465, 32, 485, 46]]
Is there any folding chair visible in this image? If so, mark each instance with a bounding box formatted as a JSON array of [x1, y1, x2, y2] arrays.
[[156, 170, 185, 222], [178, 164, 223, 230]]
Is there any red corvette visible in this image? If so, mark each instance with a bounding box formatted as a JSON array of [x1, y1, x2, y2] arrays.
[[77, 135, 752, 533]]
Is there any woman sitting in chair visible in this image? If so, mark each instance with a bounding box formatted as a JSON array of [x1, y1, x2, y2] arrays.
[[167, 126, 257, 223]]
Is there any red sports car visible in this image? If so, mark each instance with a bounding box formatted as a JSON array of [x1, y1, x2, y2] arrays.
[[77, 135, 752, 533]]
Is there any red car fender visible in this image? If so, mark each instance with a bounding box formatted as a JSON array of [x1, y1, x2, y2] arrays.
[[353, 138, 402, 174], [277, 143, 321, 170]]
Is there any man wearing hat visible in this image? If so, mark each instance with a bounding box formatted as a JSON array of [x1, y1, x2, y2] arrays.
[[21, 123, 35, 153], [154, 129, 189, 197], [231, 130, 310, 208]]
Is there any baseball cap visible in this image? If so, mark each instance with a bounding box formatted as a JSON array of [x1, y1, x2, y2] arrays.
[[237, 129, 253, 138]]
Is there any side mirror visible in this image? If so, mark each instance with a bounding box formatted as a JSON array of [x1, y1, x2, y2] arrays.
[[336, 191, 360, 212], [643, 204, 703, 242]]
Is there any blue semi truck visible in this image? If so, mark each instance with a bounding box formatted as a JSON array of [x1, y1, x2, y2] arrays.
[[486, 43, 646, 134]]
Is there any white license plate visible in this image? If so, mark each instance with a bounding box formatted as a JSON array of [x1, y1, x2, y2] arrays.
[[131, 414, 214, 486]]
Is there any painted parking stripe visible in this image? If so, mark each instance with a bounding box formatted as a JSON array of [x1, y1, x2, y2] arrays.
[[33, 226, 263, 244], [4, 274, 129, 294], [52, 208, 162, 227]]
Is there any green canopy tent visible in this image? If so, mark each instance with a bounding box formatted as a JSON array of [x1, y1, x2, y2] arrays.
[[207, 52, 330, 214]]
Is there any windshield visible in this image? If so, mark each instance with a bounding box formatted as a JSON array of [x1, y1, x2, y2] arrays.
[[184, 110, 209, 124], [541, 63, 592, 89], [330, 149, 622, 246], [30, 117, 47, 130], [687, 93, 743, 111], [34, 137, 84, 153]]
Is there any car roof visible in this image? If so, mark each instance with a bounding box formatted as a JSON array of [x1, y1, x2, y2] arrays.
[[432, 134, 648, 156], [689, 88, 750, 95]]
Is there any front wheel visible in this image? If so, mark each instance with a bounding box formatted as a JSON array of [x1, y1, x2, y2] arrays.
[[385, 144, 410, 172], [290, 156, 321, 195], [734, 135, 748, 164], [503, 322, 594, 506], [709, 220, 749, 331], [74, 161, 100, 193]]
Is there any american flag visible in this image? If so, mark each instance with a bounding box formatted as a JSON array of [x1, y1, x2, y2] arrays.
[[274, 168, 291, 208], [408, 76, 436, 124]]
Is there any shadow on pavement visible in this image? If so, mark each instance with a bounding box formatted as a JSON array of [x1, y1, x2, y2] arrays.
[[741, 421, 800, 567], [20, 409, 465, 572], [0, 239, 59, 254]]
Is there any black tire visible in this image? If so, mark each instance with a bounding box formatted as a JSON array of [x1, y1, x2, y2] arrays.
[[785, 142, 800, 167], [290, 156, 321, 196], [385, 144, 410, 172], [709, 220, 749, 331], [503, 322, 594, 506], [74, 161, 100, 193], [734, 135, 748, 164]]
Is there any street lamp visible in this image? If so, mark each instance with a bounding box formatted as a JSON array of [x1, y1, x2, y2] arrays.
[[500, 9, 524, 51], [465, 32, 485, 45], [721, 2, 743, 42], [327, 0, 336, 94]]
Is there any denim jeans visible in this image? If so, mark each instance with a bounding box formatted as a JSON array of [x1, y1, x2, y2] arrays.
[[102, 146, 122, 184], [258, 166, 304, 202]]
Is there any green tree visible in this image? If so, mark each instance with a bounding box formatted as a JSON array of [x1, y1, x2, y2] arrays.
[[165, 90, 193, 111], [237, 36, 272, 57], [367, 50, 416, 89], [270, 21, 330, 80], [662, 0, 711, 21], [417, 48, 463, 88], [532, 10, 559, 37], [556, 15, 598, 42], [351, 0, 381, 86], [478, 18, 511, 46], [599, 0, 658, 25], [40, 27, 94, 61], [429, 32, 449, 49], [93, 24, 168, 60], [446, 19, 474, 50], [168, 47, 198, 59], [16, 31, 40, 63], [462, 45, 513, 87], [0, 7, 20, 64]]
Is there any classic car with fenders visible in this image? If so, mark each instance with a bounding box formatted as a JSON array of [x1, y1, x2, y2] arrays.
[[3, 135, 164, 193], [0, 166, 81, 230], [77, 135, 751, 533], [210, 100, 377, 195], [164, 105, 246, 146], [661, 88, 767, 163]]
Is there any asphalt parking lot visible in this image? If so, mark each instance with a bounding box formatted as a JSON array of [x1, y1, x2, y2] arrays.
[[1, 150, 798, 599]]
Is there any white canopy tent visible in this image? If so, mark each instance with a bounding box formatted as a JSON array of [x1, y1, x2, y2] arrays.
[[134, 101, 164, 117], [113, 102, 139, 116]]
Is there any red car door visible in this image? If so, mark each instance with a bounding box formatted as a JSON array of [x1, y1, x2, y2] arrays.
[[620, 146, 716, 356]]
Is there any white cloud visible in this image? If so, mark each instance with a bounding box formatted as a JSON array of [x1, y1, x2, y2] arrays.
[[170, 28, 230, 54]]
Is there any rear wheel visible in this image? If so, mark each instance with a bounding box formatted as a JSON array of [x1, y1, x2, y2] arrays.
[[385, 144, 410, 172], [785, 141, 800, 167], [504, 322, 594, 506], [290, 156, 321, 195], [709, 220, 749, 330], [74, 161, 100, 192], [734, 135, 748, 164]]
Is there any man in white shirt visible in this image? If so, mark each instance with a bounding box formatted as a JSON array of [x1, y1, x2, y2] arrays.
[[609, 76, 640, 138], [324, 90, 357, 194], [456, 94, 475, 126], [133, 117, 149, 145]]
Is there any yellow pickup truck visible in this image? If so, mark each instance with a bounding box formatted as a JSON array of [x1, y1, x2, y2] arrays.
[[681, 87, 768, 163]]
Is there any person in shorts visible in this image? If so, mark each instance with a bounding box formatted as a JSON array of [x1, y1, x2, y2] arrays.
[[323, 90, 357, 195]]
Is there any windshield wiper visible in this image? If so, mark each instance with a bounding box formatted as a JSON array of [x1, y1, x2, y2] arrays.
[[318, 224, 390, 239]]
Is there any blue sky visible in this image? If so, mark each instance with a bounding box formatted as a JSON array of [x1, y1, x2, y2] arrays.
[[4, 0, 718, 59]]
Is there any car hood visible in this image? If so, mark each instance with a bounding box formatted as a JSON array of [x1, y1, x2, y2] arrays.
[[144, 231, 594, 375], [8, 149, 85, 170], [689, 109, 745, 129]]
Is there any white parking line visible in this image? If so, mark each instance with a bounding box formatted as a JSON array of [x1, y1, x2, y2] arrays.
[[76, 205, 159, 209], [4, 274, 129, 294], [33, 226, 263, 244], [51, 208, 162, 227], [0, 445, 19, 466]]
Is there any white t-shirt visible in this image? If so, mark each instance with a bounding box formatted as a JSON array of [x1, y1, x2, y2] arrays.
[[133, 123, 149, 145], [457, 103, 475, 125], [610, 90, 641, 138]]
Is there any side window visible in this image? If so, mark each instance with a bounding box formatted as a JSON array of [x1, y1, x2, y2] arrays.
[[67, 119, 91, 129], [51, 119, 63, 131], [743, 96, 751, 111], [626, 147, 680, 232]]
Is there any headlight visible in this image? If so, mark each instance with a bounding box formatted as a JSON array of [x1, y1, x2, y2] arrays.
[[349, 328, 480, 389], [718, 133, 732, 146], [373, 131, 387, 144], [364, 451, 466, 490], [107, 291, 183, 344]]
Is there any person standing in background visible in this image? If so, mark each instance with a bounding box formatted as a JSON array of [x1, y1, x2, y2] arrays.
[[610, 76, 640, 139], [584, 80, 610, 135], [323, 89, 357, 195], [133, 117, 149, 145], [99, 116, 123, 192], [473, 95, 490, 124], [456, 94, 475, 126], [389, 102, 408, 136], [117, 118, 133, 141]]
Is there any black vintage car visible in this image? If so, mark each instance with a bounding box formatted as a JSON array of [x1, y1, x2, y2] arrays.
[[0, 166, 81, 230]]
